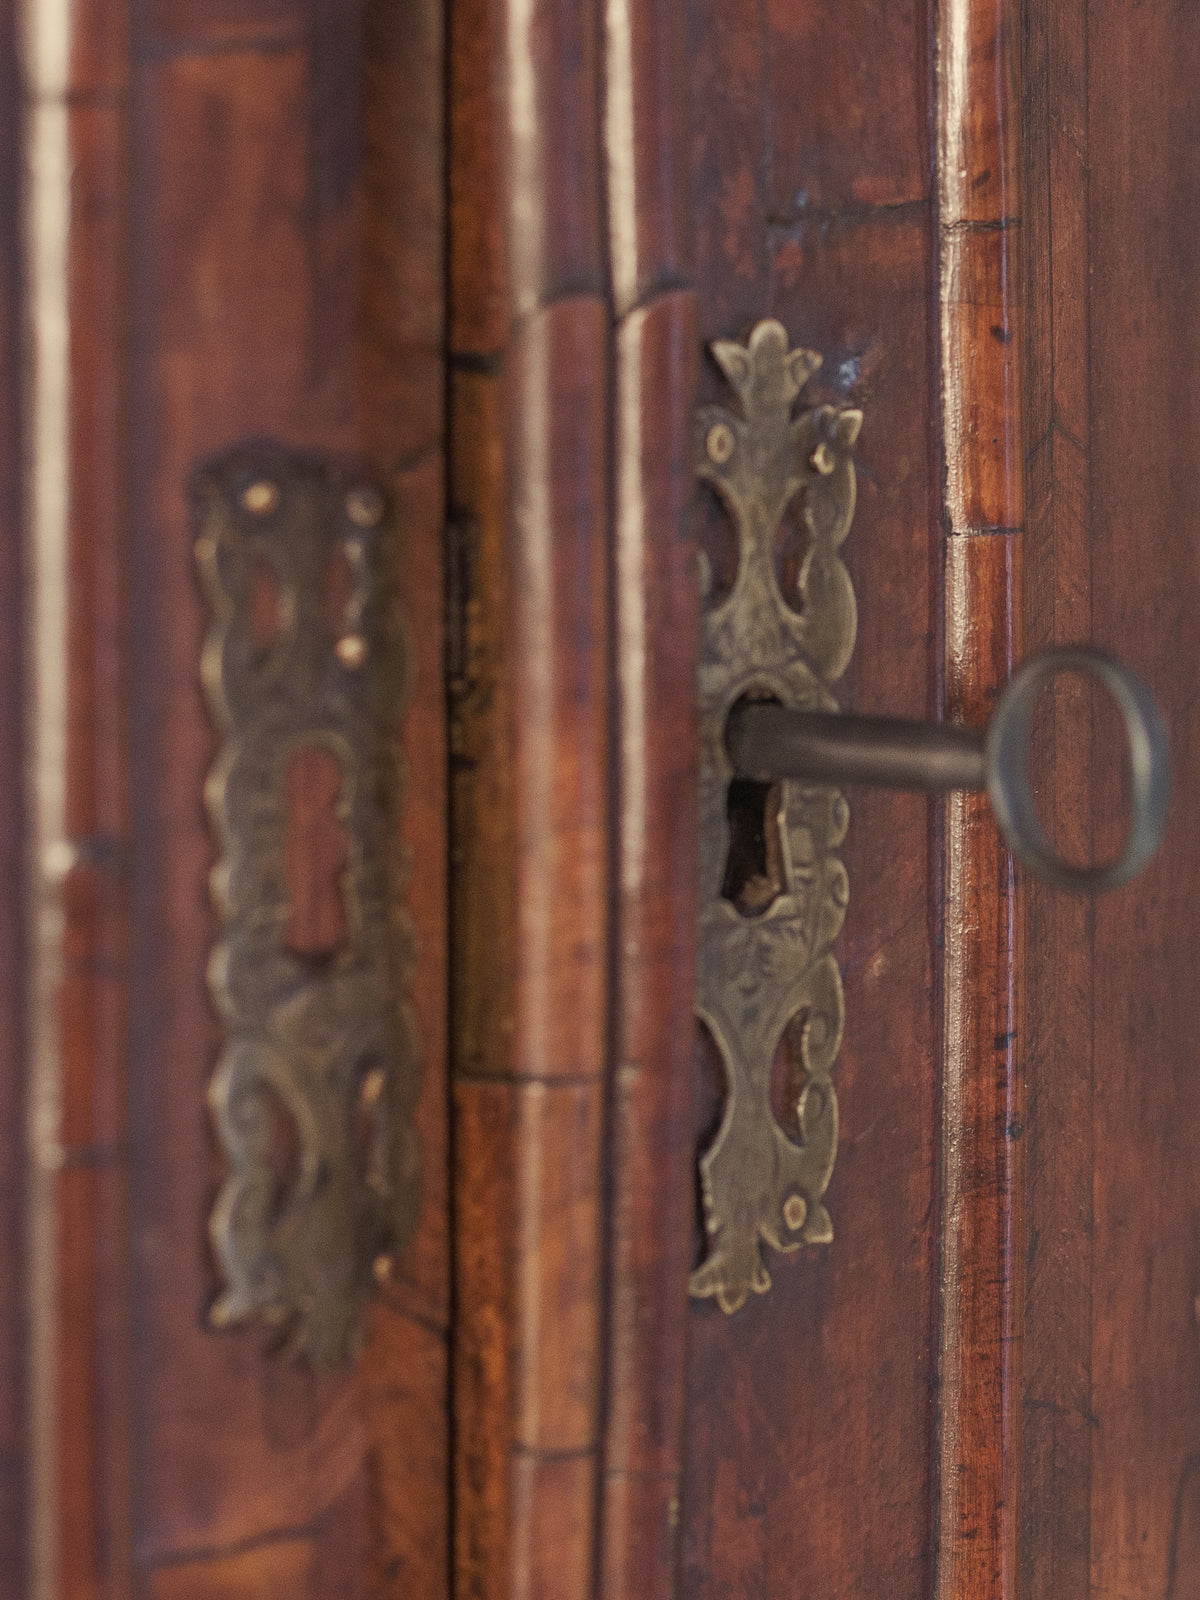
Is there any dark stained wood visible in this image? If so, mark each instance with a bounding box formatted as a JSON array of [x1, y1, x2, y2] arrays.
[[356, 5, 453, 1582], [939, 534, 1024, 1600], [0, 0, 25, 1591], [1085, 9, 1200, 1589], [604, 0, 692, 317], [445, 0, 514, 1575], [448, 292, 610, 1598], [935, 5, 1025, 1599], [498, 0, 605, 316], [83, 0, 451, 1591], [601, 293, 698, 1600], [452, 1076, 515, 1600], [447, 0, 506, 357], [22, 6, 139, 1595], [598, 0, 698, 1586], [7, 0, 1197, 1593], [1019, 0, 1096, 1595], [130, 21, 349, 1574], [1019, 2, 1200, 1596], [447, 0, 612, 1576], [680, 2, 943, 1596]]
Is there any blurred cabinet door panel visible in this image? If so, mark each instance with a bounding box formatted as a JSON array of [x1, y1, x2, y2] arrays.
[[11, 1, 449, 1596]]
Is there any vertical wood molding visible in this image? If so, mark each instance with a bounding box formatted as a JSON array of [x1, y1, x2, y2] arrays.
[[0, 1, 25, 1592], [20, 0, 137, 1592], [449, 0, 611, 1587], [599, 0, 698, 1591], [19, 5, 71, 1587], [935, 2, 1026, 1598]]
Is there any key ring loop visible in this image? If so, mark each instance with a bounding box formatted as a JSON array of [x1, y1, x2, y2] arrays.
[[985, 648, 1170, 892]]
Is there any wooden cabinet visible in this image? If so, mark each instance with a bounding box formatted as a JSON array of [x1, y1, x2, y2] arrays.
[[2, 0, 1199, 1596]]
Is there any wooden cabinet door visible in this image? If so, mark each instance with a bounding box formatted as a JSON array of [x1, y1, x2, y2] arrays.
[[4, 0, 1200, 1597], [448, 0, 1200, 1598]]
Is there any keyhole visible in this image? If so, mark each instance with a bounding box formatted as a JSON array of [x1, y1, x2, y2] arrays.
[[721, 778, 786, 916], [283, 745, 351, 958]]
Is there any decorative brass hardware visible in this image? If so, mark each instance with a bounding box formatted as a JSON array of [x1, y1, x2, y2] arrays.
[[692, 320, 862, 1314], [693, 322, 1169, 1317], [194, 443, 418, 1366]]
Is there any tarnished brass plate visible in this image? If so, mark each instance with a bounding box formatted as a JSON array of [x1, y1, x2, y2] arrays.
[[194, 443, 418, 1365], [692, 321, 861, 1313]]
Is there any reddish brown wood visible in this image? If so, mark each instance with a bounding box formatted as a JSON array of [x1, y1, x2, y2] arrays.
[[601, 294, 698, 1600], [452, 1077, 515, 1600], [84, 0, 450, 1592], [447, 0, 611, 1577], [358, 3, 452, 1478], [448, 293, 611, 1599], [20, 8, 140, 1595], [680, 3, 943, 1595], [1085, 14, 1200, 1590], [934, 5, 1025, 1600], [598, 0, 698, 1586], [0, 1, 25, 1591], [447, 0, 506, 356], [446, 199, 514, 1600], [604, 0, 692, 317], [939, 535, 1024, 1600], [13, 0, 1199, 1592], [1018, 3, 1200, 1597], [498, 0, 605, 317], [1019, 1, 1095, 1595]]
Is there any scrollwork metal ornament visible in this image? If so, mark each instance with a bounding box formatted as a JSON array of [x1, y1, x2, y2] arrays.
[[194, 443, 418, 1366], [693, 320, 861, 1313]]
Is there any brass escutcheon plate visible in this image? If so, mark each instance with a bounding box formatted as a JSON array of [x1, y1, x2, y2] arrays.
[[693, 321, 861, 1313], [194, 443, 419, 1366]]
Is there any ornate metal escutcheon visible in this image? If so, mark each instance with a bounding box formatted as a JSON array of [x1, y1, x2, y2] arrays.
[[692, 320, 862, 1314], [194, 443, 419, 1366]]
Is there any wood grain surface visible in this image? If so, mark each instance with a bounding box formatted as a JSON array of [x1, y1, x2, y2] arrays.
[[1022, 3, 1200, 1598], [4, 0, 1197, 1595], [18, 5, 137, 1594], [11, 0, 450, 1593], [0, 2, 25, 1593], [680, 1, 944, 1595], [935, 4, 1025, 1599], [448, 0, 705, 1590], [599, 0, 698, 1588], [127, 0, 449, 1590], [447, 0, 611, 1586]]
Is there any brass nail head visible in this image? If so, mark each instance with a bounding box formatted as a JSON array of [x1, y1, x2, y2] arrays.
[[346, 485, 385, 528], [242, 479, 280, 516], [209, 1296, 235, 1329], [783, 1194, 808, 1231], [706, 422, 735, 465], [336, 634, 367, 669], [360, 1066, 386, 1107], [373, 1254, 394, 1284]]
